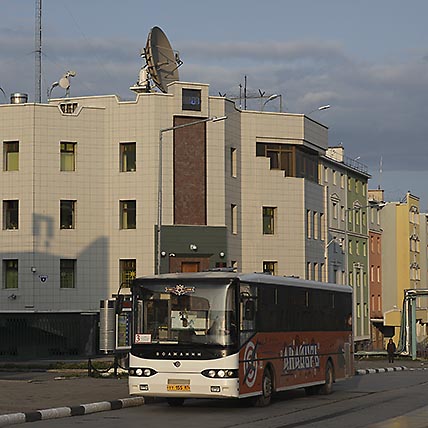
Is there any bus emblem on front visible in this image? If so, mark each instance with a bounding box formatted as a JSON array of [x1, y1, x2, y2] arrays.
[[165, 284, 195, 296]]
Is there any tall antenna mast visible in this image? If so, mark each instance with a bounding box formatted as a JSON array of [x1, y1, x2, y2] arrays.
[[35, 0, 42, 103]]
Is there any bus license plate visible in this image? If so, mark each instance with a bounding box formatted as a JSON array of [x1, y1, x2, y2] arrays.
[[167, 384, 191, 391]]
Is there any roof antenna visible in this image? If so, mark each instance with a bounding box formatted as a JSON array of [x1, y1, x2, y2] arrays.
[[35, 0, 42, 103]]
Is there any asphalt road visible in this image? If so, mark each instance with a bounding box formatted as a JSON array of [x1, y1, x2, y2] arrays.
[[29, 368, 428, 428]]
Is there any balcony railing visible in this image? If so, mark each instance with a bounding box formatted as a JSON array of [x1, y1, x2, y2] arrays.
[[325, 151, 369, 175]]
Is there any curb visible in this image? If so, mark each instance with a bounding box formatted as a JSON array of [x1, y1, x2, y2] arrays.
[[355, 366, 407, 375], [0, 397, 144, 427]]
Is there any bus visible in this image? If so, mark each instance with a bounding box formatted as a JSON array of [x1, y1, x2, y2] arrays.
[[128, 272, 353, 406]]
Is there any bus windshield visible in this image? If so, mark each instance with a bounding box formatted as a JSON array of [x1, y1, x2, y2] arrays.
[[133, 281, 237, 347]]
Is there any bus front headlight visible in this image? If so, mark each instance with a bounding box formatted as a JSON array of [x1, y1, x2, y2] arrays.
[[202, 369, 238, 378], [129, 367, 157, 377]]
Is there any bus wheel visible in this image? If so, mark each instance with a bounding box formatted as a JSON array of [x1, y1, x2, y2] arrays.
[[253, 368, 273, 407], [166, 398, 185, 407], [320, 361, 334, 395]]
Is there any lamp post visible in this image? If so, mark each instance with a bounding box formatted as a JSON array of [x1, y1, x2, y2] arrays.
[[156, 115, 227, 274], [306, 104, 331, 115], [261, 94, 283, 112]]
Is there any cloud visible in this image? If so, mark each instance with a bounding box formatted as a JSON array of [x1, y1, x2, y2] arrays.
[[1, 31, 427, 204]]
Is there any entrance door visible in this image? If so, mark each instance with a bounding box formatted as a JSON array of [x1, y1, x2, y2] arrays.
[[181, 262, 200, 272]]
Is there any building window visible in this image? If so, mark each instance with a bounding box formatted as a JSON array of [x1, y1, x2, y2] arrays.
[[307, 210, 312, 238], [231, 204, 238, 234], [4, 141, 19, 171], [262, 207, 275, 235], [3, 259, 18, 289], [356, 270, 361, 286], [60, 200, 75, 229], [182, 88, 201, 111], [60, 259, 76, 288], [314, 262, 319, 281], [60, 142, 76, 171], [263, 261, 277, 275], [256, 143, 319, 182], [120, 259, 136, 288], [120, 142, 136, 172], [320, 213, 325, 240], [314, 212, 319, 240], [3, 200, 18, 230], [120, 200, 136, 229], [340, 173, 345, 188], [231, 148, 237, 178], [333, 202, 338, 219]]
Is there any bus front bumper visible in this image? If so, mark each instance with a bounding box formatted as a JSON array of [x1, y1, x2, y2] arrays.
[[129, 373, 240, 399]]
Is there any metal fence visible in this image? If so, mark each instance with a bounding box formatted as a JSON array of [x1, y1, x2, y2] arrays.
[[0, 312, 98, 359]]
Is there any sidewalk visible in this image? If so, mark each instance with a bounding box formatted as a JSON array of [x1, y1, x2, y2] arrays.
[[0, 371, 130, 415], [0, 358, 144, 426], [354, 355, 428, 372]]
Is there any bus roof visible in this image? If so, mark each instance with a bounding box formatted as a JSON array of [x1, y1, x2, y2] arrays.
[[132, 272, 352, 294]]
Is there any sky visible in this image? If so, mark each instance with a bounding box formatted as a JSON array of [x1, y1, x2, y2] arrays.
[[1, 0, 428, 209]]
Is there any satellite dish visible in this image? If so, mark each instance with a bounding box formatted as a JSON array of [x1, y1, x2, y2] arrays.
[[144, 26, 182, 93], [59, 77, 70, 90], [48, 71, 77, 99]]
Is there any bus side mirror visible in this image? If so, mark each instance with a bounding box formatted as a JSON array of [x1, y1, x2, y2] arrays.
[[244, 300, 255, 320], [115, 295, 124, 315]]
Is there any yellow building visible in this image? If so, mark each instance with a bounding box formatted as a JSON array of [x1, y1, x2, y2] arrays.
[[382, 192, 426, 343]]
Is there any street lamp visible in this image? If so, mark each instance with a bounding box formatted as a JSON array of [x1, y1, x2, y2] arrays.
[[156, 115, 227, 274], [306, 104, 331, 115], [324, 237, 343, 259], [261, 94, 283, 112]]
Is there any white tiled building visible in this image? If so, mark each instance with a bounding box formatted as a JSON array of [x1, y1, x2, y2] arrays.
[[0, 82, 331, 356]]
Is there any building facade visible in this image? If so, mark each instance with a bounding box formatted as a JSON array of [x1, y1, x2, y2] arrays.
[[321, 146, 371, 346], [0, 81, 336, 357], [367, 189, 385, 350], [382, 193, 421, 343]]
